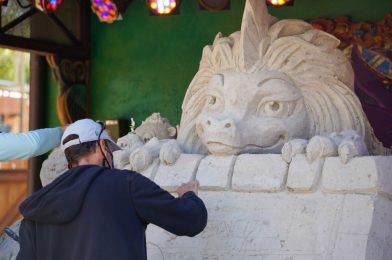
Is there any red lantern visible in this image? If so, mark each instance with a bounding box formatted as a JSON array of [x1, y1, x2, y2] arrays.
[[34, 0, 63, 13]]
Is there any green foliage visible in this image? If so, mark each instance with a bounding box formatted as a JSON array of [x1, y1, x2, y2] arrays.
[[0, 49, 30, 84], [24, 53, 30, 84], [0, 49, 14, 81]]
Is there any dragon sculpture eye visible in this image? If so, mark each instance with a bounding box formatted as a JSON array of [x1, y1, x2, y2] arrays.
[[270, 101, 280, 111], [205, 95, 223, 113], [257, 100, 296, 118], [208, 96, 216, 105]]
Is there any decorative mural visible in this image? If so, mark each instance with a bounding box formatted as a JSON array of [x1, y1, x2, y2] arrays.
[[47, 55, 89, 125], [309, 13, 391, 50]]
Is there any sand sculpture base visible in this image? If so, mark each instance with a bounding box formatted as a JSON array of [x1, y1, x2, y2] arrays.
[[144, 155, 392, 260]]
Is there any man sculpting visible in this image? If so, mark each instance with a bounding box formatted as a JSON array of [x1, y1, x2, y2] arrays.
[[16, 119, 208, 260]]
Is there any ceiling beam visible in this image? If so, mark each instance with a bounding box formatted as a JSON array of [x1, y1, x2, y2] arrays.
[[0, 34, 88, 58]]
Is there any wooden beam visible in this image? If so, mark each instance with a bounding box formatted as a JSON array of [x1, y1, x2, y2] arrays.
[[48, 13, 80, 46], [79, 0, 91, 53], [28, 54, 46, 194], [0, 9, 37, 33], [0, 34, 89, 59]]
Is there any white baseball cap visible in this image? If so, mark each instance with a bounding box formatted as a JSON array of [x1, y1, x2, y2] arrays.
[[61, 119, 122, 152]]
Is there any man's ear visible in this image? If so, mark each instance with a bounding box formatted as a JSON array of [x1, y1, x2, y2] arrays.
[[98, 139, 106, 151], [104, 141, 112, 152]]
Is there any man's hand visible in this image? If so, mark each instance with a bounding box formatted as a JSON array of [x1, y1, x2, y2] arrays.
[[176, 180, 200, 197]]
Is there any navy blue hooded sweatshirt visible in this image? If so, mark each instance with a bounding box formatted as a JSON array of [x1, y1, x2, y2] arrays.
[[16, 165, 208, 260]]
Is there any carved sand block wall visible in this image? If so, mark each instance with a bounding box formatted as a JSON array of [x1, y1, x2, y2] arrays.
[[143, 154, 392, 260]]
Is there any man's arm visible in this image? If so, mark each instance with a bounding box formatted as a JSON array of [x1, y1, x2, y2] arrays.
[[0, 127, 62, 161], [129, 174, 208, 237]]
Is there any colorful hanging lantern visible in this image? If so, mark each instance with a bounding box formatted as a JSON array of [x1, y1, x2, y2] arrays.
[[266, 0, 294, 7], [35, 0, 63, 13], [91, 0, 131, 23], [147, 0, 179, 16], [91, 0, 118, 23]]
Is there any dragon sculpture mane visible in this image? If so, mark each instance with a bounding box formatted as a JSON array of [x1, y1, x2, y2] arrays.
[[176, 0, 388, 157]]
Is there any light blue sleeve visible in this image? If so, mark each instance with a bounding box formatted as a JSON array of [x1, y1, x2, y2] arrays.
[[0, 128, 62, 161]]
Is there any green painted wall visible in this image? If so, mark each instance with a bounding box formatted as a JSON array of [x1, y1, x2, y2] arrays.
[[89, 0, 245, 126], [47, 0, 392, 127]]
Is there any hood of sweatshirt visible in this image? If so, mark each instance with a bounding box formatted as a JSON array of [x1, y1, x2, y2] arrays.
[[19, 165, 106, 224]]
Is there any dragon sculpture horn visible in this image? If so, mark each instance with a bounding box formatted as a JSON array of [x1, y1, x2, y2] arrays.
[[239, 0, 277, 71]]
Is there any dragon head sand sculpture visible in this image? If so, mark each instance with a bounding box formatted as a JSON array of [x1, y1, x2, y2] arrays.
[[176, 0, 387, 158]]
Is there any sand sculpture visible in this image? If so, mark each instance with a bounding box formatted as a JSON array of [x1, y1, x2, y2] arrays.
[[139, 1, 392, 259], [2, 0, 392, 259], [115, 0, 389, 172], [114, 112, 179, 171], [134, 112, 177, 142]]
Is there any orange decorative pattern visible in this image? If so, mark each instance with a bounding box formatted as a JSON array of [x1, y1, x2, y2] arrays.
[[310, 13, 392, 51]]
